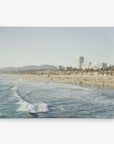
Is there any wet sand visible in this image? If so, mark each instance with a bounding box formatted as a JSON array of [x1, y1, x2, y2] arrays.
[[9, 74, 114, 87]]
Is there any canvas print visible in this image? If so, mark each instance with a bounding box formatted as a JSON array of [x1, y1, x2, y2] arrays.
[[0, 27, 114, 118]]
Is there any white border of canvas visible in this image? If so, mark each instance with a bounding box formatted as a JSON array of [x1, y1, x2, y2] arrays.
[[0, 0, 114, 144]]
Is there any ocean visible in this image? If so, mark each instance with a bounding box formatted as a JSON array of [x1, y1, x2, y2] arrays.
[[0, 75, 114, 118]]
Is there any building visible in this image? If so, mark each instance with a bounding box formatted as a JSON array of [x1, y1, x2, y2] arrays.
[[77, 56, 84, 69], [82, 62, 92, 70], [65, 66, 72, 70], [76, 56, 108, 70], [100, 63, 107, 70], [90, 63, 107, 70], [57, 65, 65, 70]]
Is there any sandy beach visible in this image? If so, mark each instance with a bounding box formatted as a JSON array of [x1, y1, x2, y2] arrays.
[[9, 73, 114, 87]]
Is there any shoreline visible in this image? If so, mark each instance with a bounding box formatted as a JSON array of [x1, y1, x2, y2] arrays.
[[6, 73, 114, 87]]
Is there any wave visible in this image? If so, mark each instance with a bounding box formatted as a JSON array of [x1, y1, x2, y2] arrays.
[[11, 87, 49, 114], [0, 112, 8, 118], [51, 82, 101, 94], [0, 84, 13, 92]]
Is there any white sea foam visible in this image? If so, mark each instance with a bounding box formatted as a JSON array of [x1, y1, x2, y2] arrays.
[[0, 112, 7, 117], [11, 86, 49, 114], [37, 102, 49, 113], [17, 100, 49, 113], [51, 82, 100, 94]]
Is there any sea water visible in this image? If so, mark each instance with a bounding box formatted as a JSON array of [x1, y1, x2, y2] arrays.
[[0, 75, 114, 118]]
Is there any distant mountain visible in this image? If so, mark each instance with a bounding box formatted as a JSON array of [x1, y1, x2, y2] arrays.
[[20, 65, 57, 70], [0, 67, 16, 71], [0, 65, 57, 71]]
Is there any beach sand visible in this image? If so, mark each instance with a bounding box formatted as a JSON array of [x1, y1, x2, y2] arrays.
[[9, 73, 114, 87]]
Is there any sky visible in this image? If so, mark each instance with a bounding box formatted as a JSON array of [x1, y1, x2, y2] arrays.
[[0, 27, 114, 67]]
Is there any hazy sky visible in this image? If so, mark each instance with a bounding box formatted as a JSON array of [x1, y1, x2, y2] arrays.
[[0, 27, 114, 67]]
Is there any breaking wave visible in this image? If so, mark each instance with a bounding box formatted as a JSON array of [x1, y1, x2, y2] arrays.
[[0, 112, 8, 118], [11, 87, 49, 114], [51, 82, 101, 94], [0, 84, 13, 92]]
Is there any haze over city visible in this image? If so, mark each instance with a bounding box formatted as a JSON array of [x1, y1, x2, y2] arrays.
[[0, 27, 114, 67]]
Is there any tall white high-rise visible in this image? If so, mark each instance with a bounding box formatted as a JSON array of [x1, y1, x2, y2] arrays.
[[77, 56, 84, 69]]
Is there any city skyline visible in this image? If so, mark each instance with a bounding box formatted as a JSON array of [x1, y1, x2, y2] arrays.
[[0, 27, 114, 67]]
